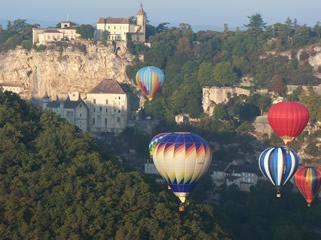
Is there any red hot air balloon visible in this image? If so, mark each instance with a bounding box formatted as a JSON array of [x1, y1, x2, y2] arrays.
[[268, 101, 309, 145], [294, 167, 321, 207]]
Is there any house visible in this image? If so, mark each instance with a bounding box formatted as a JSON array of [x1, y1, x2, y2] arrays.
[[86, 79, 132, 134], [211, 162, 263, 192], [95, 4, 146, 43], [42, 94, 88, 132], [33, 21, 80, 45], [0, 81, 24, 94]]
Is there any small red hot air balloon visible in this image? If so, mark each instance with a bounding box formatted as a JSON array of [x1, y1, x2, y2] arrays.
[[294, 167, 321, 207], [268, 101, 309, 145]]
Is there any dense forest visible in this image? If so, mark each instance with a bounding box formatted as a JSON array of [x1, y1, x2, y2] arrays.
[[0, 90, 231, 239]]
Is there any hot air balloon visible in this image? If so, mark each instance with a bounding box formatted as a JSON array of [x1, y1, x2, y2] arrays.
[[268, 101, 309, 145], [258, 146, 299, 197], [149, 133, 170, 158], [294, 167, 321, 207], [136, 66, 165, 101], [153, 132, 212, 211]]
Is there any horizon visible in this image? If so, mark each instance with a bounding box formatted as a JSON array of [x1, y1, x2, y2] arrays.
[[1, 0, 320, 31]]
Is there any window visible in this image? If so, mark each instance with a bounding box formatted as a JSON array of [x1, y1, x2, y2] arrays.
[[93, 99, 96, 104], [80, 113, 82, 117], [117, 117, 120, 123], [118, 110, 120, 113], [93, 108, 95, 112], [119, 96, 121, 99], [79, 104, 82, 108], [114, 26, 116, 29], [106, 108, 108, 112], [92, 118, 95, 125], [105, 118, 108, 128], [100, 107, 102, 111], [106, 99, 108, 104]]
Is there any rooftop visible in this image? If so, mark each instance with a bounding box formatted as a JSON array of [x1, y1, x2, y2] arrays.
[[89, 79, 126, 94]]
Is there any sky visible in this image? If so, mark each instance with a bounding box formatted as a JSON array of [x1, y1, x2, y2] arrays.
[[1, 0, 321, 30]]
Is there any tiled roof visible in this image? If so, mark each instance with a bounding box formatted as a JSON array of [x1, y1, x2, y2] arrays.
[[98, 18, 129, 24], [0, 81, 23, 87], [89, 79, 126, 94], [47, 101, 60, 108], [43, 30, 61, 33], [64, 99, 87, 109]]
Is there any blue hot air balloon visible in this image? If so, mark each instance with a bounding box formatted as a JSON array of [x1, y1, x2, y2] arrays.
[[153, 132, 212, 210], [258, 147, 299, 197], [136, 66, 165, 101]]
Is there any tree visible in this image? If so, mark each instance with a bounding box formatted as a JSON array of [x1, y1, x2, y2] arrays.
[[197, 62, 215, 86], [76, 24, 95, 39], [156, 23, 169, 33], [272, 75, 286, 95], [212, 61, 238, 86], [245, 13, 266, 39], [213, 103, 229, 120]]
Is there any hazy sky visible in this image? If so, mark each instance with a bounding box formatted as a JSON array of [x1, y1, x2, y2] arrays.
[[1, 0, 321, 28]]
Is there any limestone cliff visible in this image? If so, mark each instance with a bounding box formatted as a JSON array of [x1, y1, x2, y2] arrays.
[[0, 41, 136, 104]]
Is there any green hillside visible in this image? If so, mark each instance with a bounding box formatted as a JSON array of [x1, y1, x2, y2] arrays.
[[0, 90, 231, 239]]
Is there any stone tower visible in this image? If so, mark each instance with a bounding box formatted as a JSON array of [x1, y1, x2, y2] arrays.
[[136, 3, 146, 41]]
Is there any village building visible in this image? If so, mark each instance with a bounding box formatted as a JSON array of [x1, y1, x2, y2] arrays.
[[0, 81, 24, 94], [86, 79, 139, 134], [32, 21, 80, 45], [42, 93, 88, 132], [211, 162, 263, 192], [95, 4, 146, 43]]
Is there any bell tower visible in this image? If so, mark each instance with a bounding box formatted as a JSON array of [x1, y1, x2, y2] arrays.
[[136, 3, 146, 41]]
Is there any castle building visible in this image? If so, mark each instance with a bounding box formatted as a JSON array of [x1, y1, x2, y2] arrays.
[[32, 21, 80, 45], [95, 4, 146, 43]]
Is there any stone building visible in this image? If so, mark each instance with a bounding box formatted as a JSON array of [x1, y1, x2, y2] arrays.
[[33, 21, 80, 44], [95, 4, 146, 43], [86, 79, 135, 134], [0, 81, 24, 94], [42, 94, 88, 132]]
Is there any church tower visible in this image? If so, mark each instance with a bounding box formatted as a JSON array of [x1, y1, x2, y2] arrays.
[[136, 3, 146, 41]]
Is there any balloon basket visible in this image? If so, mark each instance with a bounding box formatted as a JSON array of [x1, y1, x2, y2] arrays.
[[276, 192, 281, 198], [179, 204, 185, 212], [307, 203, 311, 207]]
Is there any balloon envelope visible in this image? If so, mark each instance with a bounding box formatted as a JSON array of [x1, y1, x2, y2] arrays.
[[153, 132, 212, 203], [258, 147, 299, 196], [149, 133, 170, 158], [268, 101, 309, 144], [136, 66, 165, 101], [294, 167, 321, 207]]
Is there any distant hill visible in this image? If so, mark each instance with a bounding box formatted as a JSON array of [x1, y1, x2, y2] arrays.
[[0, 19, 57, 29]]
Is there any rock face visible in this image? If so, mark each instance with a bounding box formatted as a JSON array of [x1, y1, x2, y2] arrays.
[[0, 41, 135, 105], [202, 87, 251, 116]]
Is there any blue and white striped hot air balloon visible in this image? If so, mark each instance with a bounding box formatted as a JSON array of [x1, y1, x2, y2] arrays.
[[258, 147, 299, 197]]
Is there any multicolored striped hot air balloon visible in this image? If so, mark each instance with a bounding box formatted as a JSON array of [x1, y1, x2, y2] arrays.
[[294, 167, 321, 207], [152, 132, 212, 210], [258, 146, 299, 197], [149, 133, 170, 158], [268, 101, 309, 145], [136, 66, 165, 101]]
